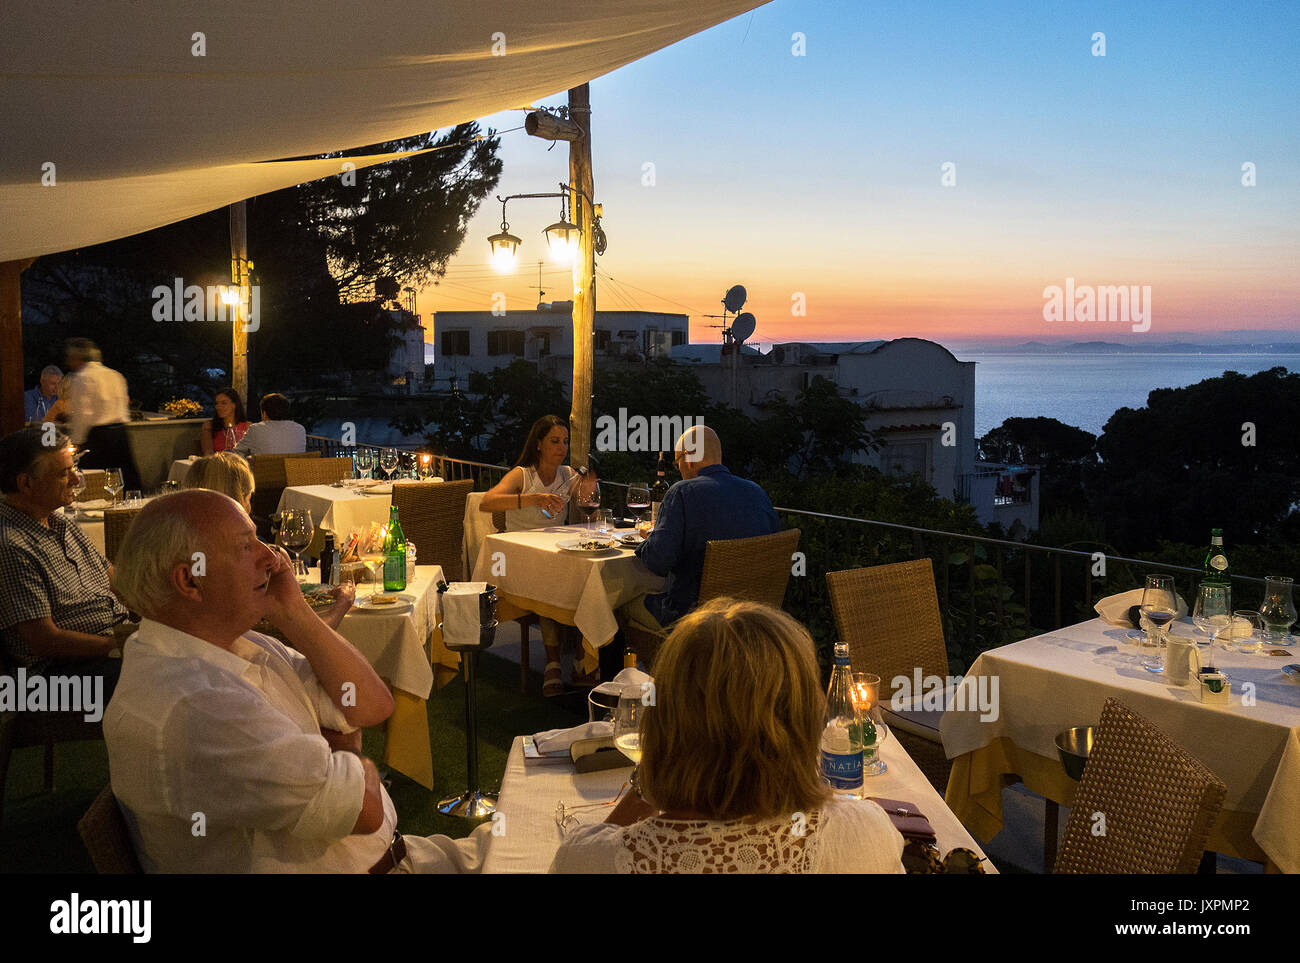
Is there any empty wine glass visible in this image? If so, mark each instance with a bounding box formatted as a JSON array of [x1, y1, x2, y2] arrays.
[[1192, 583, 1230, 648], [379, 447, 399, 483], [1140, 574, 1178, 672], [103, 468, 124, 505], [276, 508, 315, 582], [354, 448, 373, 481]]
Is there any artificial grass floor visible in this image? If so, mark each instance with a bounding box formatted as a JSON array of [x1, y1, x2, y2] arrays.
[[0, 650, 585, 873]]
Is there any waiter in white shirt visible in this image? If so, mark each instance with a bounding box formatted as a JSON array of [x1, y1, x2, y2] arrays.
[[64, 338, 140, 490], [234, 392, 307, 457]]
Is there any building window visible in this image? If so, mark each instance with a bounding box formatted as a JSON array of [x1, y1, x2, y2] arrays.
[[643, 328, 658, 354], [442, 330, 470, 356], [488, 330, 525, 356], [595, 328, 611, 350], [671, 330, 686, 347], [884, 442, 930, 479], [536, 332, 551, 357]]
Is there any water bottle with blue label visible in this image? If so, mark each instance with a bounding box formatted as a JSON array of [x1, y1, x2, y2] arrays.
[[820, 641, 863, 796]]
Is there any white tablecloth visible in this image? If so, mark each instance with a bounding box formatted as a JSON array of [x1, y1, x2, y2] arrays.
[[482, 733, 995, 873], [940, 617, 1300, 870], [167, 456, 197, 484], [470, 526, 664, 649], [323, 564, 442, 699], [279, 484, 393, 539]]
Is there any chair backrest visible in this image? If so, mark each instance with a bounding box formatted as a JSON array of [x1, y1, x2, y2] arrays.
[[1054, 698, 1227, 874], [78, 786, 143, 874], [391, 480, 474, 581], [698, 529, 801, 609], [825, 559, 950, 684], [103, 505, 144, 563], [75, 469, 106, 503], [250, 449, 320, 490], [461, 490, 500, 578], [284, 456, 353, 488]]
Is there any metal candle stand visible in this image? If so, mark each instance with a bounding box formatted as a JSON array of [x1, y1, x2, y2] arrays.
[[436, 583, 499, 818]]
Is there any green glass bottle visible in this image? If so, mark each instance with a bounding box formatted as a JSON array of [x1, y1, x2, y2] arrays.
[[383, 505, 407, 592], [1204, 529, 1230, 585]]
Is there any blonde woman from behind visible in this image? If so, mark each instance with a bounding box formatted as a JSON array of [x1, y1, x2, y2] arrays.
[[550, 599, 905, 873]]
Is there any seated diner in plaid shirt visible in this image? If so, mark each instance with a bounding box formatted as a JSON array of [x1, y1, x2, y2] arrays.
[[0, 426, 130, 695]]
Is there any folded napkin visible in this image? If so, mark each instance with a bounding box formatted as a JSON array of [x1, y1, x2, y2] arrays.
[[1094, 588, 1187, 627], [591, 667, 655, 700], [867, 797, 937, 842], [441, 581, 490, 648], [533, 721, 614, 755], [73, 498, 112, 511]]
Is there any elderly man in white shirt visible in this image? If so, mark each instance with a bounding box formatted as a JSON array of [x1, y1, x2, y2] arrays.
[[234, 391, 307, 457], [104, 489, 485, 873], [63, 338, 140, 489]]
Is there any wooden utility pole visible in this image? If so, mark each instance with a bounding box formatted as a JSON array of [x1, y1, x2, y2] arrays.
[[1, 258, 37, 435], [567, 84, 595, 468], [229, 201, 249, 404]]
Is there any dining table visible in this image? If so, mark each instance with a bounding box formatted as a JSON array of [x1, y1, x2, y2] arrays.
[[466, 525, 664, 671], [276, 478, 445, 547], [482, 729, 996, 873], [304, 563, 444, 790], [940, 617, 1300, 871]]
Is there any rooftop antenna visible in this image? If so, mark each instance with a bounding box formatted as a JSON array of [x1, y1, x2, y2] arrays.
[[536, 260, 545, 308]]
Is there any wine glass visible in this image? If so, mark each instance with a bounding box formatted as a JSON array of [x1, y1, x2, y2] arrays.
[[1192, 583, 1230, 648], [276, 508, 315, 582], [363, 555, 386, 598], [851, 673, 889, 776], [354, 448, 374, 481], [1139, 574, 1178, 672], [626, 482, 650, 525], [223, 425, 237, 451], [379, 447, 399, 484], [578, 481, 601, 532], [103, 468, 124, 505], [613, 693, 645, 766], [68, 467, 85, 501]]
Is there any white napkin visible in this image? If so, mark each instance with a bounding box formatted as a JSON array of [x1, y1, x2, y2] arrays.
[[533, 721, 614, 754], [73, 498, 112, 511], [441, 581, 490, 648], [1094, 588, 1188, 626], [591, 667, 655, 699]]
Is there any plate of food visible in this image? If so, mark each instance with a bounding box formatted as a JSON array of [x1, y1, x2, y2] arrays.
[[617, 531, 645, 547], [556, 537, 620, 555], [301, 587, 338, 610], [354, 592, 415, 612]]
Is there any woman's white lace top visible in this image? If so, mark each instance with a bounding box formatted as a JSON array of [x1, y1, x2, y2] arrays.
[[549, 797, 905, 874], [504, 465, 575, 531]]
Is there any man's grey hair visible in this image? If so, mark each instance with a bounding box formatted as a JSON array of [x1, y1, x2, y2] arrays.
[[40, 365, 63, 380], [112, 491, 222, 618], [0, 426, 72, 493], [64, 338, 102, 364]]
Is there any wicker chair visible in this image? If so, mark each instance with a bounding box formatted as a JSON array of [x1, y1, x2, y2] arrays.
[[391, 479, 474, 581], [249, 450, 320, 526], [624, 528, 802, 667], [103, 505, 144, 563], [78, 785, 143, 874], [74, 470, 107, 503], [284, 456, 353, 488], [826, 559, 952, 793], [1053, 698, 1226, 874]]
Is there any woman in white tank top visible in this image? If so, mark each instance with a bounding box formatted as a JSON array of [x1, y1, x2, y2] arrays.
[[480, 415, 597, 695]]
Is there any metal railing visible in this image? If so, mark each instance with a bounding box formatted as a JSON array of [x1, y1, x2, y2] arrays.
[[306, 435, 1277, 669]]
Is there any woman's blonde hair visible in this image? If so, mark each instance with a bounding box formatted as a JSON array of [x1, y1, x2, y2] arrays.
[[638, 598, 831, 820], [183, 452, 255, 512]]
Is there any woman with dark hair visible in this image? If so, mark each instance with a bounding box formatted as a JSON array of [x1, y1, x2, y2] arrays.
[[200, 388, 251, 455], [480, 415, 598, 695]]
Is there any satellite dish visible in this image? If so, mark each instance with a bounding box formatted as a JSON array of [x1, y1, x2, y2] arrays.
[[731, 312, 756, 345], [723, 285, 747, 313]]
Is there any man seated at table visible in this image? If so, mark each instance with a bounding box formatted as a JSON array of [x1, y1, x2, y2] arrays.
[[24, 365, 62, 424], [0, 427, 129, 696], [621, 425, 780, 634], [104, 489, 485, 873], [233, 392, 306, 458]]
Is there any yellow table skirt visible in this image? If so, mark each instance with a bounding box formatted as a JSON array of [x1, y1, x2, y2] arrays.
[[945, 738, 1268, 865]]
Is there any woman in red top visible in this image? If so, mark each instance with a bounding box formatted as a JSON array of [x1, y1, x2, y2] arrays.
[[201, 387, 251, 455]]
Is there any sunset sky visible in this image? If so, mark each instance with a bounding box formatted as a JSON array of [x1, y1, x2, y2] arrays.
[[420, 1, 1299, 349]]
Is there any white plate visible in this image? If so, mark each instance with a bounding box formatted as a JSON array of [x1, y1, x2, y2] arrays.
[[556, 538, 619, 555], [354, 592, 415, 612], [617, 532, 645, 546]]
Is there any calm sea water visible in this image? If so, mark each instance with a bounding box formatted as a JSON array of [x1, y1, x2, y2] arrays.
[[963, 353, 1300, 438]]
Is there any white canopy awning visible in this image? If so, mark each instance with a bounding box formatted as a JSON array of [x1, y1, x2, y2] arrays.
[[0, 0, 765, 262]]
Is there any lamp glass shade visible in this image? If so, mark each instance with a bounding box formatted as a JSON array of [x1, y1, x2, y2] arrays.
[[543, 221, 580, 262], [488, 231, 521, 271]]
